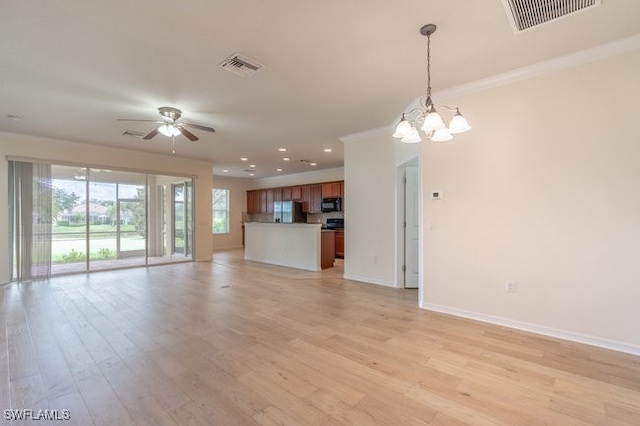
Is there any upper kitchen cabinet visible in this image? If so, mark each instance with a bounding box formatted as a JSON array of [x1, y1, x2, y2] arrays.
[[281, 187, 292, 201], [310, 184, 322, 213], [301, 184, 321, 213], [321, 181, 343, 198], [266, 189, 276, 213], [259, 190, 268, 213], [247, 180, 343, 215], [247, 190, 263, 214], [291, 186, 302, 201], [273, 188, 283, 202]]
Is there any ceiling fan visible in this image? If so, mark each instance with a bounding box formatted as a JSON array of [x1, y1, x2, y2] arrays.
[[118, 107, 215, 141]]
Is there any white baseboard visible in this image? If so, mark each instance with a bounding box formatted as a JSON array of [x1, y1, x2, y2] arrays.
[[244, 255, 319, 272], [212, 245, 244, 252], [343, 274, 395, 288], [420, 302, 640, 357]]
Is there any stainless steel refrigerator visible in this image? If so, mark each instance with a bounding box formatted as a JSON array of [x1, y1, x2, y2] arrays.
[[273, 201, 307, 223]]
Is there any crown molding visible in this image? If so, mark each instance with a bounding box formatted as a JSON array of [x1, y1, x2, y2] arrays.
[[339, 126, 391, 144], [341, 34, 640, 143], [437, 33, 640, 101]]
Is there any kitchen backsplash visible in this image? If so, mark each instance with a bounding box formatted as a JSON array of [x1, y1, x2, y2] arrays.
[[245, 211, 343, 224], [307, 211, 344, 224]]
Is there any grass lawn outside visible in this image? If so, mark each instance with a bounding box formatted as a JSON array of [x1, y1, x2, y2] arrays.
[[51, 224, 146, 263]]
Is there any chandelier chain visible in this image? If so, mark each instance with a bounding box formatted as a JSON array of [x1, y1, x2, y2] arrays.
[[426, 34, 431, 98]]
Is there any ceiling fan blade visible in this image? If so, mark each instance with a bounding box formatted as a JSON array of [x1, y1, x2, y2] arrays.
[[117, 119, 162, 123], [182, 122, 216, 133], [143, 128, 160, 140], [177, 126, 199, 141]]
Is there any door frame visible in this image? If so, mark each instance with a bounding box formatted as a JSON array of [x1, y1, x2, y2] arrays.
[[396, 157, 422, 290]]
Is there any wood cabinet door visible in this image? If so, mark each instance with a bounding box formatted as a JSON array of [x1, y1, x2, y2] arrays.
[[259, 190, 268, 213], [300, 185, 311, 212], [310, 184, 322, 213], [281, 187, 292, 201], [273, 188, 283, 202], [321, 183, 333, 198], [335, 230, 344, 258], [247, 191, 255, 214], [321, 181, 344, 198], [291, 186, 302, 200], [266, 189, 275, 213]]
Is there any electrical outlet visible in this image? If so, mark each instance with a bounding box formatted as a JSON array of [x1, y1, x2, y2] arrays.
[[505, 281, 516, 292]]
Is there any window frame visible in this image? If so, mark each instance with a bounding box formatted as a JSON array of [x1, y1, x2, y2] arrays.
[[212, 188, 230, 234]]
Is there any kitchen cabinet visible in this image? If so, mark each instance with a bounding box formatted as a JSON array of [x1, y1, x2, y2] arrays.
[[304, 184, 322, 213], [301, 185, 311, 212], [246, 190, 255, 214], [259, 190, 268, 213], [335, 230, 344, 258], [311, 184, 322, 213], [321, 181, 343, 198], [321, 230, 336, 269], [247, 190, 261, 214], [291, 186, 302, 200], [266, 189, 275, 213], [247, 181, 343, 215], [281, 187, 292, 201], [273, 188, 282, 202]]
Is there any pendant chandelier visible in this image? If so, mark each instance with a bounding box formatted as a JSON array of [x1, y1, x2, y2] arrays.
[[393, 24, 471, 143]]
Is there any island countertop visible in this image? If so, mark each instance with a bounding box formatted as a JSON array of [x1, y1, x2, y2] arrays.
[[244, 222, 334, 271]]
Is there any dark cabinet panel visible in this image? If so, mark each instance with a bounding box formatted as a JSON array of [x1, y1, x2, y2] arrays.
[[335, 230, 344, 258]]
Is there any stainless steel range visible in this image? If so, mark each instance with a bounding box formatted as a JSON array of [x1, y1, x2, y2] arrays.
[[324, 218, 344, 229]]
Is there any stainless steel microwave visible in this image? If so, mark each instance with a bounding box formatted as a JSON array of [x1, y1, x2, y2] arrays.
[[321, 197, 341, 212]]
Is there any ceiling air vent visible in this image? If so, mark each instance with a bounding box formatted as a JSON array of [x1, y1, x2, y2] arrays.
[[122, 130, 145, 138], [219, 53, 264, 77], [502, 0, 601, 33]]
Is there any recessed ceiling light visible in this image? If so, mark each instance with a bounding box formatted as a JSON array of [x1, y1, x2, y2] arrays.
[[310, 162, 317, 166], [324, 148, 332, 153], [240, 157, 248, 161], [278, 148, 287, 152], [249, 164, 256, 168], [283, 157, 290, 161], [249, 173, 255, 177], [223, 169, 229, 173], [276, 168, 283, 172]]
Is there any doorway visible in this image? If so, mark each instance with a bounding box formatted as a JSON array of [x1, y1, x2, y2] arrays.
[[171, 181, 192, 257], [397, 158, 420, 289]]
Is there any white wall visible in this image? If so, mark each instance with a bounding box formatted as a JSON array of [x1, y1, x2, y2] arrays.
[[212, 175, 252, 251], [341, 46, 640, 353], [420, 49, 640, 353], [342, 129, 397, 286], [0, 132, 214, 284]]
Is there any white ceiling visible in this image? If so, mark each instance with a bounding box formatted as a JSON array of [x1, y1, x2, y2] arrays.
[[1, 1, 639, 178]]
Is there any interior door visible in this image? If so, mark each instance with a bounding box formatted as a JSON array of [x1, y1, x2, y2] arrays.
[[404, 162, 420, 288]]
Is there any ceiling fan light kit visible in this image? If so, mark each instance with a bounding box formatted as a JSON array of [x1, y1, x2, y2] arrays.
[[393, 24, 471, 144], [118, 106, 215, 152]]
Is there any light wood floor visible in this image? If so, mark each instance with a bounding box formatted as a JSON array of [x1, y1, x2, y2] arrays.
[[2, 249, 639, 425]]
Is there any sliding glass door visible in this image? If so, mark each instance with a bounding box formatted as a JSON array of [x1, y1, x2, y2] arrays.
[[9, 160, 195, 281], [171, 181, 192, 257]]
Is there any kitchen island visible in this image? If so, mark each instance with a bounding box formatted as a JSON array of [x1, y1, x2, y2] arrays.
[[244, 222, 335, 271]]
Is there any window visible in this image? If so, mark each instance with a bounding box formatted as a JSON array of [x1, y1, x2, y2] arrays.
[[212, 188, 230, 234]]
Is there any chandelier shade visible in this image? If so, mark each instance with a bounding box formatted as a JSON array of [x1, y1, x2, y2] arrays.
[[393, 24, 471, 143]]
